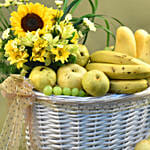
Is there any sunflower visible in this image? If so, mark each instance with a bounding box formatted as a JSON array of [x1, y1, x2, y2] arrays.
[[4, 40, 29, 69], [10, 3, 63, 37], [51, 47, 70, 64]]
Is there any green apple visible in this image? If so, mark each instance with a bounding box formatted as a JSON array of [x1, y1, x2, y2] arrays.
[[57, 64, 87, 89], [76, 44, 90, 66], [82, 70, 110, 97], [29, 66, 56, 92], [135, 139, 150, 150]]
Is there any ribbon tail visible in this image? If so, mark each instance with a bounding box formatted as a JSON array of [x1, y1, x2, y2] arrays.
[[25, 103, 40, 150], [0, 98, 27, 150], [0, 100, 19, 150], [8, 100, 24, 150]]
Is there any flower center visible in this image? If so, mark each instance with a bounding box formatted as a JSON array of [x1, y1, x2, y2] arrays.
[[21, 13, 44, 32], [58, 50, 63, 56]]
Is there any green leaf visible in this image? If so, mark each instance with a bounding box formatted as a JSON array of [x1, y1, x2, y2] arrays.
[[0, 17, 7, 29], [94, 0, 98, 10], [61, 0, 81, 21], [0, 60, 20, 83], [0, 26, 4, 32], [71, 0, 82, 14], [103, 19, 110, 47], [98, 14, 124, 26], [71, 17, 81, 22], [0, 9, 9, 28], [95, 23, 115, 40], [110, 16, 124, 26], [63, 0, 69, 12], [82, 32, 89, 45], [67, 54, 77, 64], [88, 0, 96, 14]]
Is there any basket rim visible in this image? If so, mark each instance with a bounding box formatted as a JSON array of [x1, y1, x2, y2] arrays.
[[34, 87, 150, 104]]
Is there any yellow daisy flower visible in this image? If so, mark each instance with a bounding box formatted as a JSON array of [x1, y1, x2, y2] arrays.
[[59, 21, 79, 43], [51, 47, 70, 64], [10, 3, 63, 37], [4, 40, 29, 69], [71, 31, 79, 44], [31, 38, 48, 62]]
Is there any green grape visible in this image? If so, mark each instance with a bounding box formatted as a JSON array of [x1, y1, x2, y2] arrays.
[[63, 87, 71, 96], [78, 89, 86, 97], [71, 88, 79, 96], [43, 85, 53, 96], [53, 86, 62, 95]]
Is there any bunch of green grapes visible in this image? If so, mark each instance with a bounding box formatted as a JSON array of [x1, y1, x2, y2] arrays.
[[43, 85, 87, 97]]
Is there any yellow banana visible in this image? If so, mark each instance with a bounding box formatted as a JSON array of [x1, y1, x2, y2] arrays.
[[114, 26, 136, 57], [86, 63, 150, 79], [138, 35, 150, 64], [109, 79, 148, 94], [90, 50, 150, 68], [135, 29, 148, 58], [147, 78, 150, 86]]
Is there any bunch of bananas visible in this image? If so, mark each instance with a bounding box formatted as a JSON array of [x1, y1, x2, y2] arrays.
[[86, 26, 150, 94]]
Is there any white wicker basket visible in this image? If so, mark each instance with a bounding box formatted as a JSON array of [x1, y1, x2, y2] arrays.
[[27, 88, 150, 150]]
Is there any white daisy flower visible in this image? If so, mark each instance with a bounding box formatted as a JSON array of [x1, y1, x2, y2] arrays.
[[83, 18, 96, 32], [55, 0, 63, 8], [65, 14, 72, 22], [19, 45, 25, 51], [2, 28, 10, 39]]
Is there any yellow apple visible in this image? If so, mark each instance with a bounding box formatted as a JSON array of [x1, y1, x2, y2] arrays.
[[57, 64, 87, 88], [29, 66, 56, 92], [82, 70, 110, 96], [76, 44, 90, 66], [135, 139, 150, 150]]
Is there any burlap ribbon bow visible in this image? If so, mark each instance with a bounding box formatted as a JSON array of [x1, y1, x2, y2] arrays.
[[0, 74, 38, 150]]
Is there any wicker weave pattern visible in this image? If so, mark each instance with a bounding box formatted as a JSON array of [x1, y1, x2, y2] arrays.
[[28, 88, 150, 150]]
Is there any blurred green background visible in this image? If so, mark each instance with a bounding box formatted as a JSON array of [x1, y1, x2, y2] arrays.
[[0, 0, 150, 137]]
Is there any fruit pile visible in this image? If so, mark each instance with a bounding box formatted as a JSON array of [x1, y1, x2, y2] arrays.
[[29, 26, 150, 97]]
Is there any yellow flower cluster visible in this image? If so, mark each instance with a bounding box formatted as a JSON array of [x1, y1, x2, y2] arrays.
[[3, 2, 80, 69], [4, 39, 29, 68], [31, 38, 48, 62]]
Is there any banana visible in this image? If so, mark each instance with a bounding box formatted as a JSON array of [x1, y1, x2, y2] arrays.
[[90, 50, 150, 67], [135, 29, 148, 58], [109, 79, 148, 94], [114, 26, 136, 57], [86, 63, 150, 79], [138, 35, 150, 64], [147, 78, 150, 86]]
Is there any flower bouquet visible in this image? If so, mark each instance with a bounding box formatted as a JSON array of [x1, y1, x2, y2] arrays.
[[1, 0, 150, 149], [0, 0, 121, 82]]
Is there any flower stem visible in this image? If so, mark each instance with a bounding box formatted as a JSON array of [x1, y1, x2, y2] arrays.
[[82, 32, 88, 44], [0, 26, 4, 32]]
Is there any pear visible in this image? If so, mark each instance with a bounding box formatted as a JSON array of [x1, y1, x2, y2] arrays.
[[82, 70, 110, 97], [76, 44, 90, 66], [135, 139, 150, 150], [57, 64, 87, 89], [29, 66, 56, 92]]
